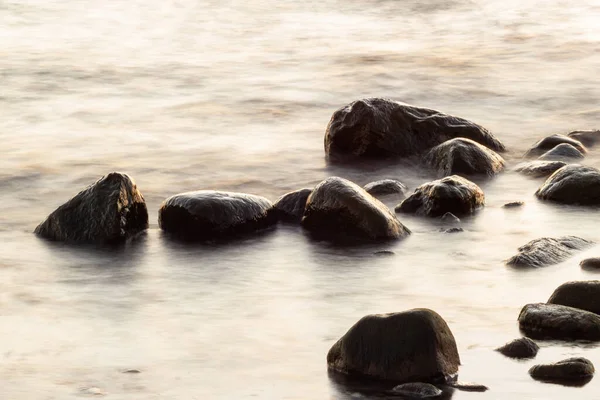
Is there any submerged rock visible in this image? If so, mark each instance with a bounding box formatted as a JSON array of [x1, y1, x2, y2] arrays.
[[273, 188, 312, 223], [536, 164, 600, 205], [327, 309, 460, 383], [446, 382, 489, 392], [526, 134, 586, 157], [518, 303, 600, 341], [363, 179, 407, 197], [158, 191, 276, 240], [392, 382, 442, 398], [505, 236, 592, 268], [495, 337, 539, 359], [529, 358, 595, 384], [424, 138, 505, 177], [568, 130, 600, 147], [538, 143, 585, 161], [515, 160, 567, 178], [503, 201, 524, 208], [302, 177, 410, 242], [324, 98, 505, 161], [442, 227, 464, 234], [440, 212, 460, 223], [548, 281, 600, 315], [581, 258, 600, 270], [34, 172, 148, 243], [396, 175, 484, 217]]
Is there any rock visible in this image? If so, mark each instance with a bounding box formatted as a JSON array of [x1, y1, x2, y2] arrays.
[[548, 281, 600, 315], [515, 160, 567, 178], [503, 201, 524, 208], [495, 337, 539, 359], [505, 236, 592, 268], [363, 179, 407, 197], [374, 250, 395, 256], [273, 188, 312, 223], [446, 382, 489, 392], [529, 357, 594, 384], [396, 175, 484, 217], [568, 130, 600, 147], [518, 303, 600, 341], [158, 191, 277, 241], [538, 143, 585, 161], [442, 227, 463, 234], [302, 177, 410, 242], [324, 98, 505, 161], [581, 258, 600, 270], [122, 369, 141, 374], [327, 309, 460, 383], [392, 383, 442, 398], [424, 138, 505, 177], [34, 172, 148, 244], [441, 212, 460, 223], [535, 165, 600, 205], [526, 134, 586, 157]]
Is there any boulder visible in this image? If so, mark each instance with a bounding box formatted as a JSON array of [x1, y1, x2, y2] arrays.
[[548, 281, 600, 315], [324, 98, 504, 161], [581, 258, 600, 270], [518, 303, 600, 341], [327, 309, 460, 383], [391, 383, 442, 398], [505, 236, 592, 268], [535, 165, 600, 205], [424, 138, 505, 177], [302, 177, 410, 242], [396, 175, 484, 217], [568, 130, 600, 147], [525, 134, 586, 157], [538, 143, 585, 161], [363, 179, 407, 197], [495, 337, 539, 359], [503, 201, 524, 208], [273, 188, 312, 223], [158, 191, 277, 240], [34, 172, 148, 243], [529, 358, 594, 384], [515, 160, 567, 178]]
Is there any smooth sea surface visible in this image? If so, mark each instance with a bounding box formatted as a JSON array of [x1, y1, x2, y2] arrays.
[[1, 0, 600, 398]]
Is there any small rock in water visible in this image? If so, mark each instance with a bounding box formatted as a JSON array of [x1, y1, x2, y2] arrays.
[[515, 160, 567, 178], [538, 143, 585, 160], [79, 387, 105, 396], [442, 227, 463, 234], [529, 357, 595, 384], [424, 137, 505, 177], [447, 381, 489, 392], [273, 188, 312, 223], [547, 281, 600, 315], [122, 369, 141, 374], [506, 236, 593, 268], [363, 179, 407, 197], [503, 201, 524, 208], [568, 130, 600, 147], [373, 250, 395, 256], [518, 303, 600, 341], [495, 337, 539, 359], [526, 134, 586, 157], [392, 382, 442, 398], [581, 258, 600, 270], [535, 165, 600, 205], [440, 212, 460, 223]]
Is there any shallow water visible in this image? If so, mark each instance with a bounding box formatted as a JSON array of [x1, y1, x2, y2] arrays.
[[1, 0, 600, 398]]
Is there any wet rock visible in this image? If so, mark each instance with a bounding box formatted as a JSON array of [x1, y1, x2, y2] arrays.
[[535, 165, 600, 205], [273, 188, 312, 223], [122, 369, 141, 374], [441, 212, 460, 223], [515, 160, 567, 178], [503, 201, 524, 208], [526, 134, 586, 157], [538, 143, 585, 161], [396, 175, 484, 217], [34, 172, 148, 244], [324, 98, 505, 161], [548, 281, 600, 315], [424, 138, 505, 177], [518, 303, 600, 341], [495, 337, 539, 359], [327, 308, 460, 383], [158, 191, 277, 241], [363, 179, 407, 197], [392, 382, 442, 398], [581, 258, 600, 270], [442, 227, 463, 234], [302, 177, 410, 242], [568, 130, 600, 147], [446, 382, 489, 392], [529, 357, 594, 384], [374, 250, 395, 256], [505, 236, 592, 268]]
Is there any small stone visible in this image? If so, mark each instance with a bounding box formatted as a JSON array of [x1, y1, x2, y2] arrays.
[[529, 357, 594, 384], [373, 250, 395, 256], [506, 236, 593, 268], [538, 143, 585, 160], [392, 382, 442, 398], [123, 369, 141, 374], [447, 382, 489, 392], [518, 303, 600, 341], [581, 258, 600, 270], [441, 212, 460, 223], [442, 227, 464, 234], [495, 337, 539, 359], [503, 201, 524, 208], [363, 179, 407, 197]]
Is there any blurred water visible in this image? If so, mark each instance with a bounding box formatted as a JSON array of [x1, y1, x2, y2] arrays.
[[1, 0, 600, 398]]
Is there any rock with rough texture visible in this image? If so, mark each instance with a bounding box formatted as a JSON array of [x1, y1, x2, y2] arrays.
[[424, 138, 505, 177], [34, 172, 148, 243], [327, 309, 460, 383], [581, 258, 600, 270], [515, 160, 567, 178], [538, 143, 585, 161], [392, 383, 442, 398], [503, 201, 524, 208], [396, 175, 484, 217], [324, 98, 505, 161], [526, 134, 586, 157], [548, 281, 600, 315], [529, 358, 595, 384], [568, 130, 600, 147], [158, 191, 277, 240], [495, 338, 539, 359], [363, 179, 407, 197], [535, 165, 600, 205], [302, 177, 410, 242], [518, 303, 600, 341], [505, 236, 592, 268], [273, 188, 312, 223]]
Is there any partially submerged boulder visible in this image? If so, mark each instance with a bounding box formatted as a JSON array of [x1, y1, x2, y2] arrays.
[[302, 177, 410, 242], [327, 309, 460, 383], [324, 98, 504, 161], [158, 191, 277, 240], [495, 337, 539, 359], [396, 175, 484, 217], [538, 143, 585, 161], [518, 303, 600, 341], [581, 258, 600, 270], [548, 281, 600, 315], [505, 236, 592, 268], [424, 138, 505, 177], [34, 172, 148, 243], [273, 188, 312, 223], [568, 130, 600, 147], [363, 179, 407, 197], [535, 165, 600, 205], [529, 358, 594, 384], [515, 160, 567, 178], [526, 134, 586, 157]]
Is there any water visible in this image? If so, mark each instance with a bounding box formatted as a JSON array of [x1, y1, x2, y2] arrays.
[[1, 0, 600, 398]]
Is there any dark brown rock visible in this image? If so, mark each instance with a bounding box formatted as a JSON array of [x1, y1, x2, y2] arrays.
[[515, 160, 567, 178], [538, 143, 585, 161], [535, 165, 600, 205], [495, 337, 539, 359], [505, 236, 592, 268], [391, 382, 442, 398], [568, 130, 600, 147], [273, 188, 312, 223], [363, 179, 407, 197], [503, 201, 524, 208], [518, 303, 600, 341], [581, 258, 600, 270], [424, 138, 505, 177], [548, 281, 600, 315], [529, 357, 594, 384], [526, 134, 586, 157]]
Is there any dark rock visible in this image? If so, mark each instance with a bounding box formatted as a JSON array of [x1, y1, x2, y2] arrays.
[[34, 172, 148, 244], [392, 382, 442, 398], [424, 138, 505, 177], [515, 160, 567, 178], [495, 337, 539, 359], [363, 179, 407, 197], [581, 258, 600, 270], [441, 212, 460, 223], [374, 250, 395, 256], [538, 143, 585, 161], [442, 227, 463, 234], [273, 188, 312, 223], [446, 382, 489, 392], [122, 369, 141, 374], [505, 236, 592, 268], [535, 165, 600, 205], [548, 281, 600, 315], [327, 309, 460, 383], [568, 130, 600, 147], [158, 191, 276, 241], [529, 357, 594, 384], [503, 201, 524, 208], [526, 134, 586, 157], [324, 98, 505, 161], [518, 303, 600, 341], [396, 175, 484, 217], [302, 177, 410, 243]]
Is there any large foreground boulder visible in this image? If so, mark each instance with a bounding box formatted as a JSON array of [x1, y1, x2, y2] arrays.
[[529, 358, 595, 384], [526, 134, 586, 157], [515, 160, 567, 178], [495, 337, 539, 359], [396, 175, 484, 217], [535, 165, 600, 205], [424, 138, 505, 177], [324, 98, 504, 161], [327, 309, 460, 383], [518, 303, 600, 341], [568, 130, 600, 147], [34, 172, 148, 243], [538, 143, 585, 160], [273, 188, 312, 223], [505, 236, 592, 268], [548, 281, 600, 315], [302, 177, 410, 242], [158, 191, 277, 240]]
